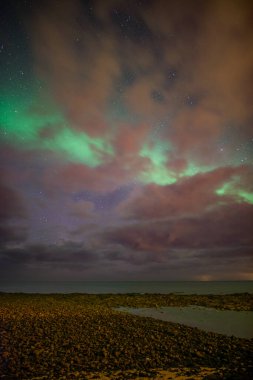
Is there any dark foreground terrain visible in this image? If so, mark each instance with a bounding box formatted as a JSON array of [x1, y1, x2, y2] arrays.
[[0, 293, 252, 379]]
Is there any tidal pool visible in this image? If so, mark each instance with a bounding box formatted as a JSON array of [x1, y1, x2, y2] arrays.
[[117, 306, 253, 339]]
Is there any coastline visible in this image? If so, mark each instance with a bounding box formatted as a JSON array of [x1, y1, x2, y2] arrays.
[[1, 280, 253, 295], [1, 293, 252, 379]]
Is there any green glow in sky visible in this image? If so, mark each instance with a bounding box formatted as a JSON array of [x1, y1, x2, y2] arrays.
[[1, 90, 252, 192], [0, 94, 63, 142], [140, 140, 170, 166], [138, 141, 216, 185], [139, 165, 177, 185], [0, 92, 114, 167], [216, 182, 231, 196], [181, 162, 215, 177], [238, 191, 253, 204], [216, 179, 253, 204], [43, 127, 113, 167], [138, 139, 176, 185]]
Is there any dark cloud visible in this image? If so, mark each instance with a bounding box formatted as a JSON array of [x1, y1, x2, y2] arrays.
[[0, 225, 26, 247], [104, 202, 253, 253], [0, 181, 27, 247], [0, 242, 100, 280], [0, 182, 26, 221]]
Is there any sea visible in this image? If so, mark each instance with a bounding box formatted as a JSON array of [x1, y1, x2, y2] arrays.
[[117, 306, 253, 339], [0, 281, 252, 294]]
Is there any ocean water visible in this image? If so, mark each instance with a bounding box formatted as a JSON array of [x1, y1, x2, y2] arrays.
[[116, 306, 253, 339], [0, 281, 252, 294]]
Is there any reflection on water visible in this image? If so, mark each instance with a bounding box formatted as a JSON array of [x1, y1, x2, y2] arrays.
[[117, 306, 253, 339]]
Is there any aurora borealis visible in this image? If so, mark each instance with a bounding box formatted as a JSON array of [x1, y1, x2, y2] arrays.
[[0, 0, 253, 281]]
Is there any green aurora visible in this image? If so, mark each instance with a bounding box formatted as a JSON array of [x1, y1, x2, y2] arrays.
[[1, 90, 252, 204]]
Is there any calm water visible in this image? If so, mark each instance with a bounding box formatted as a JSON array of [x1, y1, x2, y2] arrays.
[[0, 281, 252, 294], [117, 306, 253, 339]]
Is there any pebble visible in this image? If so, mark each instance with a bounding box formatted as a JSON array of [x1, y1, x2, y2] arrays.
[[0, 293, 252, 379]]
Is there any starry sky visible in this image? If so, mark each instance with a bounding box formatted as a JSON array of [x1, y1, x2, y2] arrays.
[[0, 0, 253, 281]]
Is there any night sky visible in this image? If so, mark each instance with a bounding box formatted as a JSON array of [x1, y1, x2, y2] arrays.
[[0, 0, 253, 281]]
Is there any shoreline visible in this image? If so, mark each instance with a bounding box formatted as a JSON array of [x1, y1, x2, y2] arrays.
[[0, 280, 253, 296], [1, 291, 252, 310], [115, 305, 253, 339], [1, 293, 253, 379]]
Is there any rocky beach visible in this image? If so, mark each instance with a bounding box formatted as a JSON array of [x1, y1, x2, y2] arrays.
[[0, 293, 252, 379]]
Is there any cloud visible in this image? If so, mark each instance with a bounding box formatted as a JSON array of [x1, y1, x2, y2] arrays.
[[0, 180, 27, 247], [194, 0, 253, 123], [143, 0, 253, 121], [104, 222, 170, 253], [42, 154, 149, 193], [1, 0, 252, 281], [104, 201, 253, 253], [31, 0, 120, 137], [0, 241, 100, 280], [169, 107, 222, 162], [0, 182, 26, 221], [16, 0, 253, 191], [0, 225, 27, 247], [118, 165, 253, 220], [70, 200, 94, 218]]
